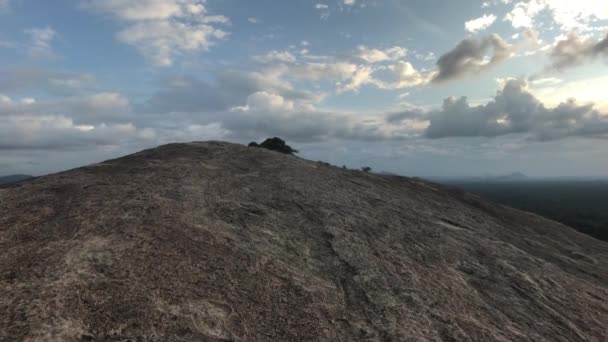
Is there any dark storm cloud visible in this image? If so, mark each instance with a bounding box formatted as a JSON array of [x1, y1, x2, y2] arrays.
[[432, 34, 512, 83]]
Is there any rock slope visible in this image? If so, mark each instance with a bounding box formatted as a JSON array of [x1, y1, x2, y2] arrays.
[[1, 141, 607, 341]]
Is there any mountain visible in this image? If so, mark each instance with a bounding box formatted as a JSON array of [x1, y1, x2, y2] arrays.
[[0, 174, 32, 185], [1, 141, 606, 341]]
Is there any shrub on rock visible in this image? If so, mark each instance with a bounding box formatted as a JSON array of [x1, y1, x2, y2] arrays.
[[250, 137, 298, 155]]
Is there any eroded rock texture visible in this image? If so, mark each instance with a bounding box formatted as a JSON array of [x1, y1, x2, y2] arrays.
[[1, 141, 607, 341]]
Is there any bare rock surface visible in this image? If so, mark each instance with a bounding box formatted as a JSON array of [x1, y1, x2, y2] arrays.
[[1, 141, 607, 341]]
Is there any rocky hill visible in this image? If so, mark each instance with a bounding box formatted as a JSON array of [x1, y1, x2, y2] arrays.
[[1, 141, 606, 341]]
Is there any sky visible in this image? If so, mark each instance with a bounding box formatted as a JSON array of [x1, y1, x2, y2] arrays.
[[0, 0, 607, 178]]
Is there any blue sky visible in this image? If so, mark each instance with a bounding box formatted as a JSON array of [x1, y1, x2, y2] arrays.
[[1, 0, 608, 177]]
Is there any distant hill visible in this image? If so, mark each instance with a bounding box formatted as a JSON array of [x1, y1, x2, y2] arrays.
[[443, 179, 608, 241], [0, 174, 32, 185], [0, 142, 606, 340], [490, 172, 528, 182], [436, 172, 530, 183]]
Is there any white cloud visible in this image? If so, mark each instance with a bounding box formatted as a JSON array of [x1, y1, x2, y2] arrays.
[[234, 92, 294, 112], [1, 91, 132, 126], [314, 3, 330, 19], [288, 61, 380, 93], [254, 50, 297, 63], [530, 74, 608, 111], [0, 91, 152, 152], [382, 61, 432, 89], [505, 0, 608, 32], [545, 0, 608, 32], [504, 0, 545, 29], [250, 44, 427, 93], [0, 94, 37, 108], [338, 65, 374, 92], [85, 92, 130, 111], [530, 77, 562, 86], [292, 62, 357, 81], [84, 0, 204, 21], [83, 0, 229, 66], [343, 0, 355, 6], [353, 46, 408, 63], [24, 27, 57, 59], [115, 21, 226, 66], [414, 51, 436, 61], [248, 17, 260, 24], [0, 115, 142, 150], [465, 14, 497, 33]]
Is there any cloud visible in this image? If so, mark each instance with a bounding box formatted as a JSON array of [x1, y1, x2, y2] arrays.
[[251, 45, 422, 92], [137, 67, 425, 143], [504, 0, 545, 29], [0, 92, 148, 151], [254, 50, 297, 63], [0, 0, 10, 13], [82, 0, 229, 66], [374, 61, 433, 89], [351, 46, 408, 63], [504, 0, 608, 32], [314, 3, 330, 19], [140, 67, 322, 115], [547, 33, 608, 71], [0, 117, 136, 150], [249, 40, 520, 93], [0, 91, 131, 125], [337, 65, 375, 93], [0, 67, 96, 94], [412, 79, 608, 140], [343, 0, 355, 6], [24, 27, 57, 59], [530, 77, 562, 86], [465, 14, 497, 33], [544, 1, 608, 32], [432, 34, 512, 83], [285, 61, 379, 93], [233, 91, 294, 112], [223, 93, 421, 143], [137, 79, 425, 143]]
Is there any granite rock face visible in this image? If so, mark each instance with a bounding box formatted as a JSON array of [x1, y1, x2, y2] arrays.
[[1, 141, 607, 341]]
